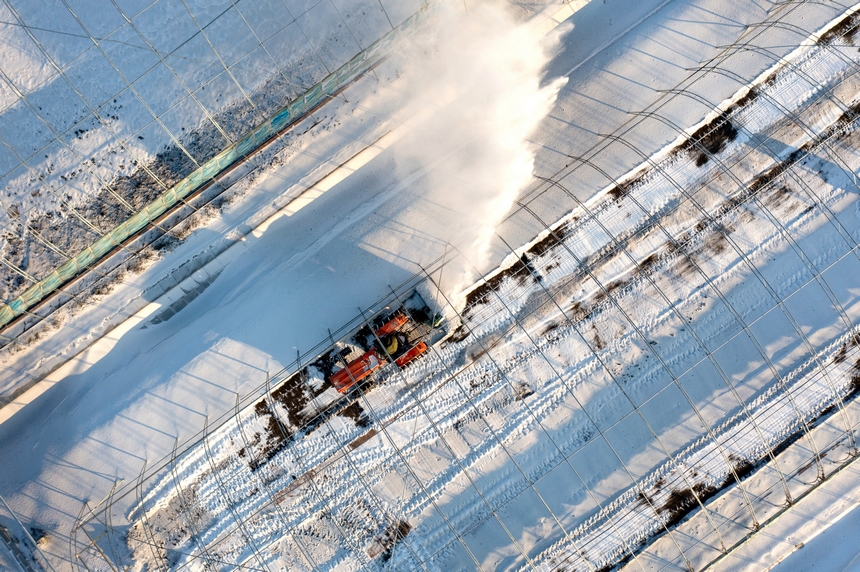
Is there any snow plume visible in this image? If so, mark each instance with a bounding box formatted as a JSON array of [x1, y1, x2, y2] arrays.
[[394, 1, 568, 306]]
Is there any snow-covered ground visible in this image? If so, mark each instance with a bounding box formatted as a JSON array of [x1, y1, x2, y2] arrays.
[[0, 0, 433, 310], [0, 0, 437, 406], [0, 0, 575, 410], [99, 10, 860, 569], [1, 0, 859, 571], [723, 455, 860, 572], [102, 8, 860, 570]]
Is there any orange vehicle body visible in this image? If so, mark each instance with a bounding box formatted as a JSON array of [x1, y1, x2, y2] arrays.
[[395, 342, 427, 367], [376, 314, 407, 336], [331, 350, 383, 393], [330, 342, 429, 393]]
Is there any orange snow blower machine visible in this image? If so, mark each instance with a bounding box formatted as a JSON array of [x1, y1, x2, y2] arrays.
[[328, 292, 441, 393]]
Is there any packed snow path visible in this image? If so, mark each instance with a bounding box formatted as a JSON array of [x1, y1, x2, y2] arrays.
[[119, 11, 860, 571]]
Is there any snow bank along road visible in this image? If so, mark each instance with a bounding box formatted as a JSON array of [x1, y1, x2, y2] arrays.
[[113, 7, 860, 572], [2, 0, 859, 571]]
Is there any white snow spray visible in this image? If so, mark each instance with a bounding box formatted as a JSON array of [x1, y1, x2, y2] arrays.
[[394, 1, 568, 308]]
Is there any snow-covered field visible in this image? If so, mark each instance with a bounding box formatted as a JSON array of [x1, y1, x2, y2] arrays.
[[0, 0, 429, 307], [711, 450, 860, 572], [2, 1, 859, 571], [92, 9, 860, 571]]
